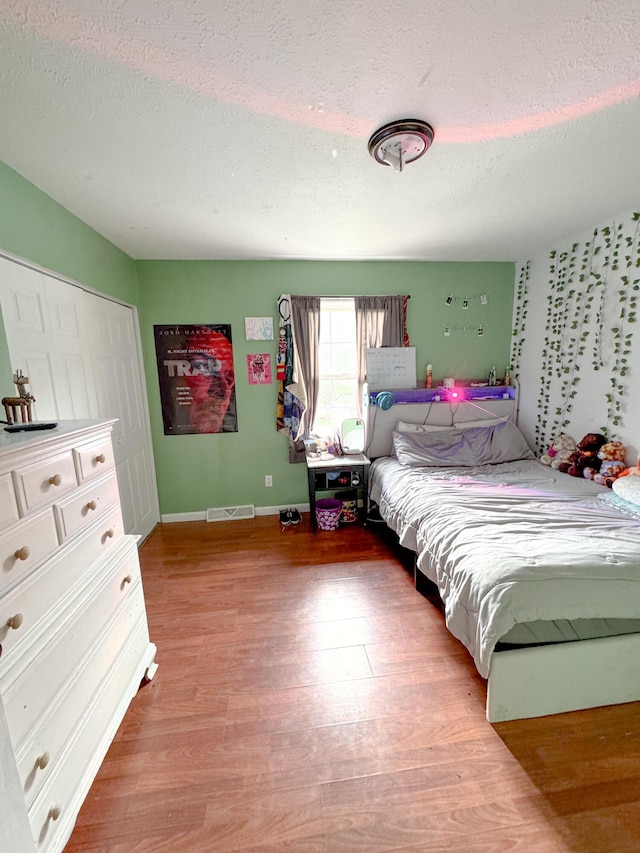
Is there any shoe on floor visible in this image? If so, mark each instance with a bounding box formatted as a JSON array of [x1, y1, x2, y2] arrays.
[[279, 508, 291, 526], [289, 508, 302, 525]]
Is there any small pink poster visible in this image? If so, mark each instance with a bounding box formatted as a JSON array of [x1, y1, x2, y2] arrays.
[[247, 353, 272, 385]]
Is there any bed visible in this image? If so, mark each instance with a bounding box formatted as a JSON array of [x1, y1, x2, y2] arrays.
[[366, 399, 640, 721]]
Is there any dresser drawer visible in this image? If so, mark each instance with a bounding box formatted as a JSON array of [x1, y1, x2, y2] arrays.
[[72, 504, 126, 578], [73, 436, 115, 484], [0, 471, 20, 533], [27, 612, 151, 850], [18, 548, 144, 809], [0, 509, 59, 597], [12, 451, 77, 516], [0, 512, 127, 672], [54, 472, 121, 543], [2, 541, 141, 751]]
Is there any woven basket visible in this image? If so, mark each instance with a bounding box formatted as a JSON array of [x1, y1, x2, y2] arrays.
[[315, 498, 342, 531]]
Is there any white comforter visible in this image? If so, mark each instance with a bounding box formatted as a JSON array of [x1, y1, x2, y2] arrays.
[[369, 458, 640, 677]]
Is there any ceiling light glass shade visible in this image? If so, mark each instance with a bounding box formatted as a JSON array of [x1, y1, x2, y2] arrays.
[[368, 119, 434, 172]]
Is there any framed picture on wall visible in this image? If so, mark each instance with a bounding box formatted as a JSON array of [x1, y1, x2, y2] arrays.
[[247, 353, 272, 385], [154, 324, 238, 435], [244, 316, 274, 340]]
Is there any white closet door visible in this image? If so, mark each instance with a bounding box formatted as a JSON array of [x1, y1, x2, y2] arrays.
[[43, 276, 99, 419], [0, 256, 159, 540], [0, 259, 58, 419], [85, 294, 159, 541]]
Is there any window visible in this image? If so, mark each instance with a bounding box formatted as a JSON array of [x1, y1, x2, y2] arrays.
[[313, 298, 358, 437]]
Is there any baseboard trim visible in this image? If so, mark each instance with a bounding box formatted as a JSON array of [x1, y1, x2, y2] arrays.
[[161, 504, 310, 523], [160, 511, 206, 523]]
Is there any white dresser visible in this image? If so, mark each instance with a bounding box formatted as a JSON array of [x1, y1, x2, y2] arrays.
[[0, 419, 157, 853]]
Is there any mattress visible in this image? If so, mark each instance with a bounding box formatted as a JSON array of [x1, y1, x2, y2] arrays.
[[369, 457, 640, 677]]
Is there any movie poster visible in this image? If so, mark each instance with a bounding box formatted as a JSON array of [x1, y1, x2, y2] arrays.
[[154, 324, 238, 435]]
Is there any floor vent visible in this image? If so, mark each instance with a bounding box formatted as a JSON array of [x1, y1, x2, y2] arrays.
[[206, 505, 255, 522]]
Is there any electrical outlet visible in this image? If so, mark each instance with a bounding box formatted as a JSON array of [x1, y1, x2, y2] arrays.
[[265, 475, 273, 487]]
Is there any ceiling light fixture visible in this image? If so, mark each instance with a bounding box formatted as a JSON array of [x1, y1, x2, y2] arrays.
[[368, 119, 434, 173]]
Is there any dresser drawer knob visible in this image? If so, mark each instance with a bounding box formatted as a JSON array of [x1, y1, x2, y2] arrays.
[[105, 528, 114, 539], [95, 453, 106, 464], [7, 613, 23, 630], [48, 805, 61, 821], [123, 573, 132, 585], [48, 474, 62, 486], [14, 546, 30, 561], [86, 500, 97, 511], [36, 751, 50, 770]]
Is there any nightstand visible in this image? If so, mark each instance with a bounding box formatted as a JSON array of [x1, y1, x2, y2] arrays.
[[306, 452, 371, 532]]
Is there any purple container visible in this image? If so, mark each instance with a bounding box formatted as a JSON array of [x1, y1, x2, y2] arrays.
[[315, 498, 342, 531]]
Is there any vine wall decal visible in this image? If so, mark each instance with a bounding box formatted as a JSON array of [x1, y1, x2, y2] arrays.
[[510, 260, 529, 376], [516, 212, 639, 455]]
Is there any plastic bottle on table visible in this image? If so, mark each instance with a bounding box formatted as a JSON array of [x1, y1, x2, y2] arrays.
[[425, 364, 433, 389], [488, 365, 496, 386]]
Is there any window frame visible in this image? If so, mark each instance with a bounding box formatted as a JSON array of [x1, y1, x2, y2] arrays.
[[313, 297, 359, 437]]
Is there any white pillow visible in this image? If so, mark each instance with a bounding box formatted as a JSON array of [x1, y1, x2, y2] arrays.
[[455, 417, 506, 429], [612, 476, 640, 506], [396, 420, 453, 434]]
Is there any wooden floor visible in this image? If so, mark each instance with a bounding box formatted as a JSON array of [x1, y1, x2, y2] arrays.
[[65, 516, 640, 852]]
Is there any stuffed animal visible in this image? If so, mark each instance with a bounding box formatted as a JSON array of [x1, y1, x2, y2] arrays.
[[558, 432, 607, 477], [589, 441, 626, 487], [540, 433, 576, 469], [618, 459, 640, 478]]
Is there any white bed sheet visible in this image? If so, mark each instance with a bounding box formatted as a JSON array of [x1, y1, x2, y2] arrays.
[[369, 457, 640, 678]]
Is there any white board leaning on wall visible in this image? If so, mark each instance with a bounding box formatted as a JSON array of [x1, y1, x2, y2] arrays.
[[365, 347, 417, 390]]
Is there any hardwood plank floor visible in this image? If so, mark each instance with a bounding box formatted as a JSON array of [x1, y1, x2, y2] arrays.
[[65, 517, 640, 852]]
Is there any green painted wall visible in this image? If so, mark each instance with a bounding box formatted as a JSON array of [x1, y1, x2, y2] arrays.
[[0, 160, 515, 514], [0, 161, 139, 397], [137, 260, 515, 514]]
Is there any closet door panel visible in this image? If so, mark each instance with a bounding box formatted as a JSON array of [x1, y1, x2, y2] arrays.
[[13, 355, 57, 421], [9, 287, 46, 333], [0, 262, 58, 420], [87, 296, 157, 540], [43, 278, 98, 420], [0, 262, 98, 422], [0, 257, 159, 540]]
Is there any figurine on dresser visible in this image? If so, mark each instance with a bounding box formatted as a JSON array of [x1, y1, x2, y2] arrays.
[[2, 370, 36, 425]]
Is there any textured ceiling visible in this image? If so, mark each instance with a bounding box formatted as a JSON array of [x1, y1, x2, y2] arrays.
[[1, 0, 640, 261]]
